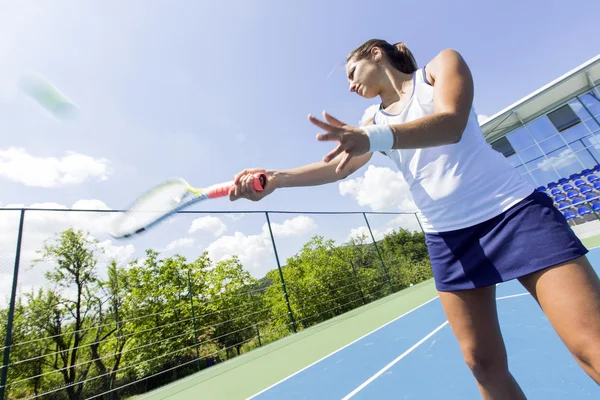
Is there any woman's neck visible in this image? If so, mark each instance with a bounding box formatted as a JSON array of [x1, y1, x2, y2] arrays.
[[379, 69, 414, 110]]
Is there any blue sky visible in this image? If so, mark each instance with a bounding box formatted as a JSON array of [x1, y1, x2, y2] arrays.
[[1, 0, 599, 299]]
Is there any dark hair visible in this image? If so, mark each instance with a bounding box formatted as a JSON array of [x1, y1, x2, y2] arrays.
[[347, 39, 418, 74]]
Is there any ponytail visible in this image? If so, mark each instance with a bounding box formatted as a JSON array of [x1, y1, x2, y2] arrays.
[[348, 39, 418, 74]]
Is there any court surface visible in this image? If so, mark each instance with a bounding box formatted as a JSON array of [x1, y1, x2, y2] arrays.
[[135, 248, 600, 400]]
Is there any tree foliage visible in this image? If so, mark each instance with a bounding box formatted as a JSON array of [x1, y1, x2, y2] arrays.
[[2, 224, 432, 399]]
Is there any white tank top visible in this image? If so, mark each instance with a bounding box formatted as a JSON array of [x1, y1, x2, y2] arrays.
[[372, 67, 535, 233]]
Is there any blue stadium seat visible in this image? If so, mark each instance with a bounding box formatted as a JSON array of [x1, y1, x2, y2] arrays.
[[578, 206, 592, 216], [536, 186, 546, 192], [580, 185, 593, 194], [558, 177, 568, 185], [547, 182, 558, 189], [554, 193, 566, 203], [562, 183, 574, 191], [582, 169, 593, 176], [563, 210, 577, 220], [594, 182, 600, 191], [566, 189, 579, 199], [594, 164, 600, 172], [551, 188, 562, 196], [557, 201, 571, 210], [572, 197, 585, 207], [586, 193, 599, 202], [574, 178, 587, 187], [570, 173, 581, 180], [587, 174, 599, 183], [593, 203, 600, 213]]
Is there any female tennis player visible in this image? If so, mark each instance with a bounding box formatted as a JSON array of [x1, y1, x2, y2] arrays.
[[229, 39, 600, 398]]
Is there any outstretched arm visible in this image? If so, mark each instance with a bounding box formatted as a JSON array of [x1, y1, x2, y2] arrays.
[[311, 49, 474, 172], [229, 113, 373, 201]]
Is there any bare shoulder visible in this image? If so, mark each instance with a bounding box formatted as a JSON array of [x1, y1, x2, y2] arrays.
[[424, 49, 471, 86]]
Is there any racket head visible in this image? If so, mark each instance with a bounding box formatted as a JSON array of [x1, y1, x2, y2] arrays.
[[109, 173, 267, 239], [109, 178, 202, 239]]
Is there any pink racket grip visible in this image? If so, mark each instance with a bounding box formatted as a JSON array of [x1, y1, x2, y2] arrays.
[[207, 173, 267, 199]]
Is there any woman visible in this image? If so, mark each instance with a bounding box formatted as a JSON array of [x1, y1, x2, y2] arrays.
[[229, 39, 600, 398]]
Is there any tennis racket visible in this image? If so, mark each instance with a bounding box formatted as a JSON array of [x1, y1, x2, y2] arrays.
[[109, 173, 266, 239]]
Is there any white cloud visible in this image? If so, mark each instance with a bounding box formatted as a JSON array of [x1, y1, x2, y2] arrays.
[[389, 215, 422, 233], [165, 237, 196, 251], [204, 216, 318, 277], [0, 147, 110, 188], [537, 148, 578, 172], [96, 239, 135, 264], [263, 215, 317, 237], [477, 114, 490, 125], [359, 104, 380, 125], [346, 226, 393, 243], [188, 216, 227, 237], [339, 165, 416, 212], [206, 232, 273, 275], [0, 200, 134, 307]]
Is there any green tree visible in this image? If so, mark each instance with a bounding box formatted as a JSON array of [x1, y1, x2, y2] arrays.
[[264, 236, 364, 331], [3, 292, 56, 399], [122, 251, 211, 385], [31, 228, 102, 400], [87, 260, 135, 400], [203, 256, 265, 358]]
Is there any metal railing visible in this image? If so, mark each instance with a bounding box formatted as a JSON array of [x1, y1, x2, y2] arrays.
[[0, 207, 428, 400]]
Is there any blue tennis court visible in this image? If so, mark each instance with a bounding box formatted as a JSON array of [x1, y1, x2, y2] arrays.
[[246, 249, 600, 399]]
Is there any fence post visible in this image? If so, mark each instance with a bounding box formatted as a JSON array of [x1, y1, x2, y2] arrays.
[[256, 325, 262, 347], [1, 209, 26, 400], [264, 212, 296, 333], [362, 213, 393, 291], [413, 213, 424, 233], [187, 270, 201, 372]]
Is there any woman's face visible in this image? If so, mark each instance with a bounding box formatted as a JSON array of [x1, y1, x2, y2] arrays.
[[345, 53, 381, 99]]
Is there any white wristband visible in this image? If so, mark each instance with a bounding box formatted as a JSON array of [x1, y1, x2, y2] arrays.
[[362, 124, 394, 152]]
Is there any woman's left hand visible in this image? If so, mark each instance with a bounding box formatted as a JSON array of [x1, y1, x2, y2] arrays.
[[308, 111, 371, 173]]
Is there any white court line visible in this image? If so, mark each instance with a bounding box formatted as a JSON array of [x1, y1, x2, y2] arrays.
[[245, 295, 440, 400], [341, 320, 449, 400], [496, 292, 530, 301], [340, 291, 531, 399]]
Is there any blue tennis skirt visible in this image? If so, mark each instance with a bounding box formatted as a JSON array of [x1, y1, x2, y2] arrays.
[[425, 190, 589, 292]]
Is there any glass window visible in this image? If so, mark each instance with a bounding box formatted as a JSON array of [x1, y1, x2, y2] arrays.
[[541, 147, 582, 178], [582, 135, 600, 149], [569, 138, 587, 152], [516, 165, 527, 175], [506, 127, 535, 152], [518, 145, 543, 163], [584, 118, 600, 133], [538, 135, 566, 154], [526, 116, 556, 142], [530, 168, 559, 187], [561, 122, 590, 144], [548, 104, 581, 132], [569, 99, 592, 121], [575, 148, 600, 169], [580, 136, 600, 164], [490, 136, 515, 157], [578, 92, 600, 118]]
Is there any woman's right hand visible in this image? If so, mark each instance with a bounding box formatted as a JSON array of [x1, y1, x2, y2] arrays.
[[229, 168, 277, 202]]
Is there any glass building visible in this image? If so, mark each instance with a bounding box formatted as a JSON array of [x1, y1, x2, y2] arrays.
[[481, 55, 600, 224], [490, 90, 600, 188], [482, 55, 600, 189]]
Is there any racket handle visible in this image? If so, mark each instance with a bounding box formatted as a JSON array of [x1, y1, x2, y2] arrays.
[[207, 173, 267, 199]]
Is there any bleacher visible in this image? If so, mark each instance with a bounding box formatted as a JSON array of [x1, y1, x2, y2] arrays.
[[537, 164, 600, 225]]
